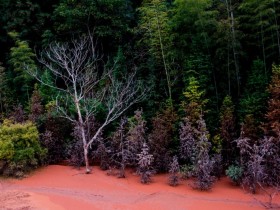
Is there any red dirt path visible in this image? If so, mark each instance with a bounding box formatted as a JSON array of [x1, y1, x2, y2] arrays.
[[0, 165, 279, 210]]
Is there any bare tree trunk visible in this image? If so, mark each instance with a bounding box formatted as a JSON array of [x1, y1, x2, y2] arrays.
[[84, 146, 90, 173], [212, 70, 219, 111], [272, 0, 280, 58], [74, 78, 92, 173], [260, 15, 268, 82], [120, 127, 125, 178], [226, 0, 240, 96], [199, 17, 219, 110], [75, 98, 91, 173], [154, 3, 172, 104], [227, 41, 231, 95]]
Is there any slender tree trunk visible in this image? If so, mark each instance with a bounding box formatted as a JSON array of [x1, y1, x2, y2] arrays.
[[272, 0, 280, 58], [84, 145, 90, 173], [74, 96, 91, 173], [120, 130, 125, 178], [226, 0, 240, 96], [227, 41, 231, 95], [260, 15, 268, 82], [212, 70, 219, 111], [199, 17, 219, 110], [154, 4, 172, 104]]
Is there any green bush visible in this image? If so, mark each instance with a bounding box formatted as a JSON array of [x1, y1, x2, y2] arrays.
[[0, 120, 47, 177], [226, 165, 243, 185], [0, 140, 14, 159]]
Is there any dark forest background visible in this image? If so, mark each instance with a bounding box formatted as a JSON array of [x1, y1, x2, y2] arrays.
[[0, 0, 279, 192]]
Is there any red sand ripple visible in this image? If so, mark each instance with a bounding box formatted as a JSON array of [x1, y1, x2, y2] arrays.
[[0, 165, 279, 210]]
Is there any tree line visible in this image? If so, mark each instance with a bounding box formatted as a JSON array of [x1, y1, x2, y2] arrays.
[[0, 0, 279, 193]]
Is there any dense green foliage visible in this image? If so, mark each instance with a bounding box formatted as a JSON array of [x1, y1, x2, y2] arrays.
[[8, 31, 35, 104], [0, 0, 279, 192], [0, 120, 47, 177]]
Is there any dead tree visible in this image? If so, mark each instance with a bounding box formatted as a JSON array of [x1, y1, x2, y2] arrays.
[[137, 143, 155, 184], [168, 156, 180, 186], [26, 36, 147, 173], [111, 117, 132, 178]]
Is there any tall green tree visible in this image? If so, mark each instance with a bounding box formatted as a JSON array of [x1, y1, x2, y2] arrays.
[[239, 59, 269, 139], [214, 0, 243, 97], [138, 0, 173, 103], [0, 63, 11, 113], [8, 32, 36, 104], [181, 76, 208, 125], [171, 0, 220, 129], [239, 0, 280, 70]]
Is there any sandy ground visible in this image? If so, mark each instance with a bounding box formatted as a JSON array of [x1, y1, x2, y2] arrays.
[[0, 165, 279, 210]]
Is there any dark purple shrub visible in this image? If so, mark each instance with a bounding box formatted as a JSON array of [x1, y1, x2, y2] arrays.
[[110, 117, 135, 177], [9, 104, 25, 123], [137, 143, 155, 184], [211, 154, 223, 179], [149, 105, 177, 172], [168, 156, 180, 186], [179, 117, 196, 163], [192, 117, 215, 190], [235, 127, 266, 194], [28, 88, 44, 124], [259, 136, 280, 187], [94, 140, 110, 170], [41, 116, 72, 164], [126, 109, 147, 166]]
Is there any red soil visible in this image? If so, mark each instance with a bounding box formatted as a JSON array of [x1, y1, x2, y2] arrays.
[[0, 165, 279, 210]]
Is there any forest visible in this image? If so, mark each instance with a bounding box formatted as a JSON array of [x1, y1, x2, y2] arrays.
[[0, 0, 279, 194]]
